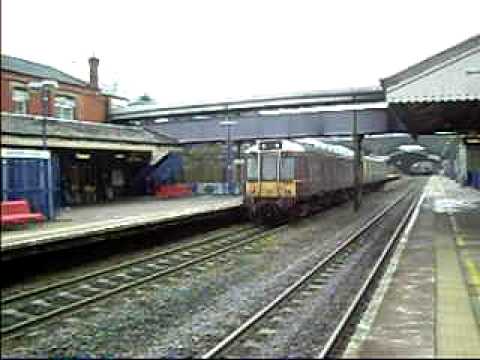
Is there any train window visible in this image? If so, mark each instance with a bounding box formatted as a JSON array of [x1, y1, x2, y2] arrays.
[[261, 154, 277, 181], [280, 156, 295, 180], [247, 156, 259, 180]]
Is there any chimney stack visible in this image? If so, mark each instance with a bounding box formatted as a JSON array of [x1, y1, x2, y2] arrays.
[[88, 56, 99, 89]]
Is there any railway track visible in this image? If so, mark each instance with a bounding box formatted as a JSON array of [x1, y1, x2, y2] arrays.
[[201, 187, 421, 358], [1, 223, 286, 337]]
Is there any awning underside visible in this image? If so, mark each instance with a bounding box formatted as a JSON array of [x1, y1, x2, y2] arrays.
[[390, 101, 480, 135]]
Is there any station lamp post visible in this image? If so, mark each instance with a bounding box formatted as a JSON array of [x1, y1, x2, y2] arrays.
[[220, 111, 238, 195], [27, 80, 58, 150], [352, 96, 363, 212], [27, 80, 58, 220]]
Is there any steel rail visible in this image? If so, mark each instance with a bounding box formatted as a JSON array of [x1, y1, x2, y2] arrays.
[[2, 225, 285, 336], [201, 188, 414, 359], [317, 190, 422, 358], [2, 224, 255, 305]]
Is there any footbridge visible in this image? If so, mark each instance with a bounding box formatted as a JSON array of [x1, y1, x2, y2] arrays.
[[109, 87, 407, 144]]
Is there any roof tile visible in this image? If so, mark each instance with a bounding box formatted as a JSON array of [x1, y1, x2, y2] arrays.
[[1, 54, 88, 87]]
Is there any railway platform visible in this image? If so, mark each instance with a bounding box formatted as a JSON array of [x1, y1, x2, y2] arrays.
[[344, 176, 480, 358], [1, 195, 243, 261]]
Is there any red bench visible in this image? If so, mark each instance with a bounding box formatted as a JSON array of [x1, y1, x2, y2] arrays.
[[155, 184, 192, 199], [1, 200, 45, 226]]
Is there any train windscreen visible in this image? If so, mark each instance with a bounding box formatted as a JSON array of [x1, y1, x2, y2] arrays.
[[247, 156, 259, 180], [280, 156, 295, 180], [261, 155, 277, 181]]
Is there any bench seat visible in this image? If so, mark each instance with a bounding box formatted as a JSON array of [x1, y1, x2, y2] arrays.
[[1, 213, 45, 225], [1, 199, 46, 226]]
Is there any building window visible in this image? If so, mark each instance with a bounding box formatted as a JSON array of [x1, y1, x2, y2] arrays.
[[55, 96, 76, 120], [12, 88, 29, 114]]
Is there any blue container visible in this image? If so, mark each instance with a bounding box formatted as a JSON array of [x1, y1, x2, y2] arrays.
[[475, 171, 480, 189], [150, 153, 184, 186], [130, 152, 186, 195], [466, 171, 473, 186], [467, 171, 480, 189], [1, 148, 60, 218]]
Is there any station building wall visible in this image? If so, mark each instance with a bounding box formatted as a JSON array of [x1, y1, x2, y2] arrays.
[[1, 70, 109, 123]]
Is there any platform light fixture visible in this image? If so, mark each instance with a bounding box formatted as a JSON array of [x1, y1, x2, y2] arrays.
[[465, 138, 480, 144], [27, 80, 58, 150], [434, 131, 457, 135], [75, 153, 91, 160]]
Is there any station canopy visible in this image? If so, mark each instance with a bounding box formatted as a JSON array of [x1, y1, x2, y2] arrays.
[[382, 34, 480, 136], [1, 114, 178, 164]]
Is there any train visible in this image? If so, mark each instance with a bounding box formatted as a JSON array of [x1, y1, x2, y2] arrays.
[[244, 139, 398, 224], [409, 161, 436, 175]]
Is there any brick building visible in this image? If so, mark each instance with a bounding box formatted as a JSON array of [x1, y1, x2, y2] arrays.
[[1, 55, 178, 212], [1, 54, 110, 122]]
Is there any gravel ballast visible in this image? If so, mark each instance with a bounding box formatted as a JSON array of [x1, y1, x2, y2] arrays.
[[2, 178, 416, 358]]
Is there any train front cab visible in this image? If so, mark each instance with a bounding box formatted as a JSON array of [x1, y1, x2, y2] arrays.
[[244, 143, 299, 222]]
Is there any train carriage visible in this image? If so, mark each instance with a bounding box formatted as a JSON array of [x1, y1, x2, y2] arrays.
[[244, 139, 395, 223]]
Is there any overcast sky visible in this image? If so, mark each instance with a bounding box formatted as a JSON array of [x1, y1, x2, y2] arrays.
[[2, 0, 479, 105]]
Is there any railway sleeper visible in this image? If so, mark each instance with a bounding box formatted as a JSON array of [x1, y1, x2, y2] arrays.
[[2, 308, 30, 320], [18, 303, 50, 316], [75, 284, 101, 295], [93, 278, 119, 288], [55, 291, 83, 300], [257, 328, 278, 336], [29, 299, 53, 308], [52, 291, 84, 305]]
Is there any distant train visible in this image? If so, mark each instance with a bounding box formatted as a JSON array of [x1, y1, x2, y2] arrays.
[[244, 139, 398, 224], [409, 161, 436, 175]]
